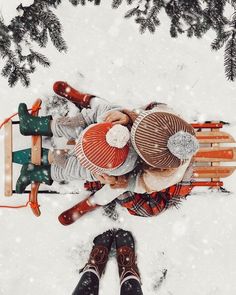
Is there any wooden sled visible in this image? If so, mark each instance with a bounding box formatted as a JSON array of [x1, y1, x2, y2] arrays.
[[4, 101, 236, 216], [4, 99, 42, 216]]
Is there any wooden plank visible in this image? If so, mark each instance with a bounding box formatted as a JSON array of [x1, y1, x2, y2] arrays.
[[193, 166, 236, 178], [4, 120, 12, 196], [31, 135, 42, 164], [194, 147, 236, 162], [196, 131, 235, 143]]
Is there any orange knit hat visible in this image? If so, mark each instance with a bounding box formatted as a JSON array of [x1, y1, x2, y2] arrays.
[[74, 122, 130, 174]]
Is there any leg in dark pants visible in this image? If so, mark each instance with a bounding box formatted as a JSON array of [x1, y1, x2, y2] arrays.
[[72, 230, 114, 295], [72, 271, 99, 295], [120, 278, 143, 295]]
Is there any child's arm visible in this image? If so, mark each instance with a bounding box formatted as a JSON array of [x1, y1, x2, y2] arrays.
[[90, 184, 128, 206], [81, 96, 124, 125], [51, 153, 98, 182], [51, 97, 125, 140]]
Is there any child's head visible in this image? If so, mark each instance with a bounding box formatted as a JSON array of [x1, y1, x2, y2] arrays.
[[131, 110, 199, 169], [75, 122, 130, 174]]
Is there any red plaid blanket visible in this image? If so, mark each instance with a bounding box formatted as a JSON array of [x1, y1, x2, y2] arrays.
[[84, 181, 193, 217]]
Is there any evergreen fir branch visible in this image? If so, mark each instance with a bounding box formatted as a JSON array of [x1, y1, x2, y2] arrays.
[[125, 6, 140, 18], [136, 17, 149, 33], [147, 19, 155, 33], [1, 0, 236, 86], [49, 31, 68, 52], [211, 31, 231, 50], [41, 9, 67, 52], [43, 0, 62, 7], [112, 0, 123, 9], [8, 68, 20, 87], [18, 69, 30, 87], [69, 0, 101, 5], [224, 32, 236, 81], [1, 60, 13, 77], [38, 27, 48, 48], [29, 50, 51, 67], [69, 0, 80, 5]]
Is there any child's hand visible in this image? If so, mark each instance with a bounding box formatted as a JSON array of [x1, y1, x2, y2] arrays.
[[94, 174, 129, 189], [104, 111, 129, 125], [94, 173, 117, 185], [110, 175, 128, 189]]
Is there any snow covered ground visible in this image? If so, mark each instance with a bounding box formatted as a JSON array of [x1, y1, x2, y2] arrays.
[[0, 1, 236, 294]]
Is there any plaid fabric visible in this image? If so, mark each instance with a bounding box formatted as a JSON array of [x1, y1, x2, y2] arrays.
[[116, 183, 193, 217], [84, 181, 193, 217]]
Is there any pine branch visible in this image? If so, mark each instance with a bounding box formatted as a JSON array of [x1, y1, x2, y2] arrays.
[[224, 13, 236, 81], [29, 50, 51, 67], [1, 60, 13, 77], [1, 0, 236, 86], [69, 0, 101, 5], [224, 33, 236, 81], [112, 0, 123, 8], [211, 31, 231, 50]]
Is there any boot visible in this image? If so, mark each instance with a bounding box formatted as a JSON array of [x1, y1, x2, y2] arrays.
[[18, 103, 52, 136], [80, 230, 114, 278], [16, 163, 53, 193], [13, 148, 49, 165], [58, 196, 100, 226], [115, 229, 141, 284], [53, 81, 93, 108]]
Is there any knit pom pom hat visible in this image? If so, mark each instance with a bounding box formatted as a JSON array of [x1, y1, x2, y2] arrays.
[[131, 111, 199, 168], [74, 122, 130, 174]]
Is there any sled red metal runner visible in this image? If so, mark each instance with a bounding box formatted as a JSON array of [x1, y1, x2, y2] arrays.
[[191, 122, 224, 129], [29, 99, 42, 217]]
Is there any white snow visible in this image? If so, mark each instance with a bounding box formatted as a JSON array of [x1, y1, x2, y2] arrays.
[[0, 1, 236, 295]]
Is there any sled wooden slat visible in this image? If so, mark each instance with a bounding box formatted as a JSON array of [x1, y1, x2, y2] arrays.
[[194, 147, 236, 162], [193, 166, 236, 178], [31, 135, 42, 164], [196, 131, 235, 143], [4, 120, 13, 196]]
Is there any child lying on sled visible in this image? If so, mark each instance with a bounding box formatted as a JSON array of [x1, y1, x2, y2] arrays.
[[15, 82, 199, 224]]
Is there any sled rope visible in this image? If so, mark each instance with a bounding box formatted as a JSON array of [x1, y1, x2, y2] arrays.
[[0, 105, 41, 129], [0, 194, 39, 210]]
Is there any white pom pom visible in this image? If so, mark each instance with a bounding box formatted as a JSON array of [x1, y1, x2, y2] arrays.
[[106, 124, 130, 148], [167, 131, 199, 160]]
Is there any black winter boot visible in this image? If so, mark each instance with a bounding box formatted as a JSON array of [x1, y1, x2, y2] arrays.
[[80, 230, 115, 278], [18, 103, 52, 136], [115, 229, 141, 284], [16, 163, 53, 193]]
